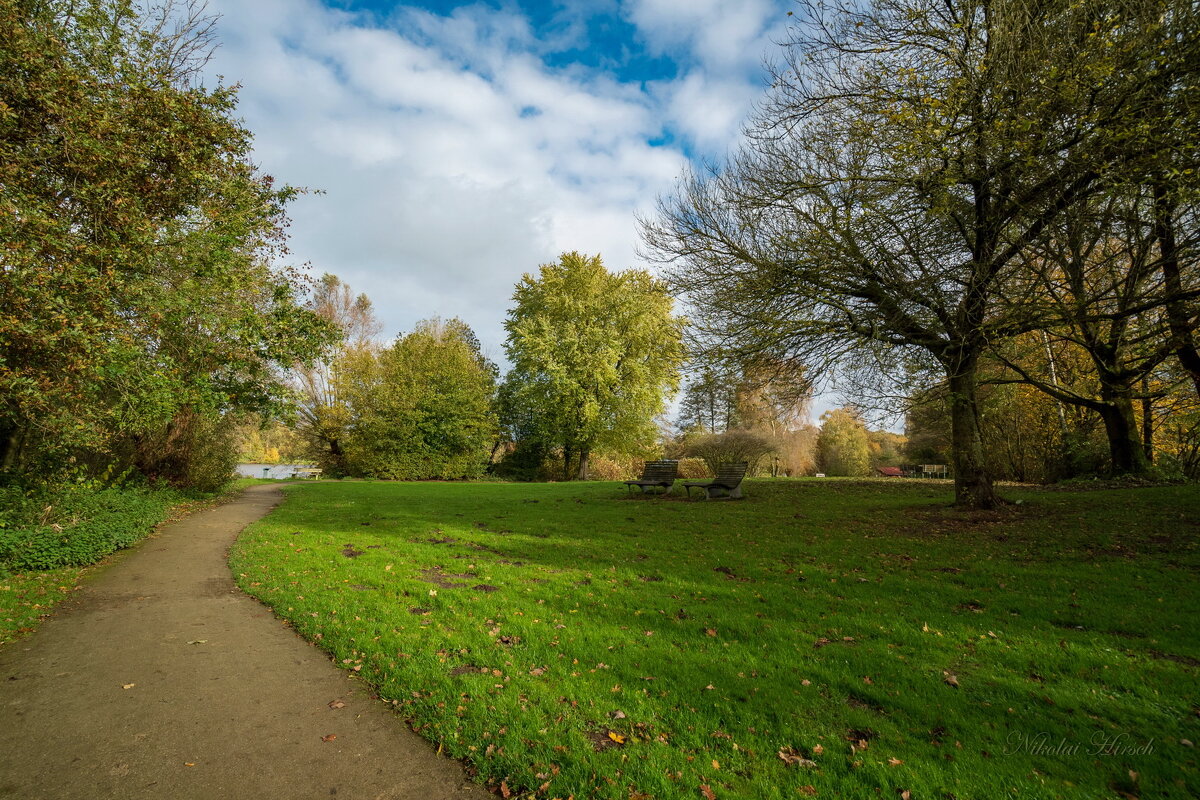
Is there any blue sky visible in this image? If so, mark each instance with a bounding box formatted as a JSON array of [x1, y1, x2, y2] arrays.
[[201, 0, 813, 414]]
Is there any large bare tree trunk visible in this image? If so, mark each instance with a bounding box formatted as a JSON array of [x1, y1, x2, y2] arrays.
[[946, 362, 1002, 510], [1097, 384, 1150, 475], [1154, 181, 1200, 397], [1141, 376, 1154, 464]]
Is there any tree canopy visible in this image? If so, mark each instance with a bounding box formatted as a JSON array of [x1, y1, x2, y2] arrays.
[[0, 0, 335, 484], [503, 252, 685, 479], [336, 318, 498, 480]]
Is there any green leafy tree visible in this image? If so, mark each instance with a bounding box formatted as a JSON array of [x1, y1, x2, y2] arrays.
[[503, 252, 685, 480], [816, 408, 871, 477], [0, 0, 334, 483], [340, 318, 498, 479]]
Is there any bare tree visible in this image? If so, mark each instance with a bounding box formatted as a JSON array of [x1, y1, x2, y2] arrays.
[[294, 274, 382, 472], [642, 0, 1196, 507]]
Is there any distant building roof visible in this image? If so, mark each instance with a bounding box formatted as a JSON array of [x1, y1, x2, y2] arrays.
[[876, 466, 903, 477]]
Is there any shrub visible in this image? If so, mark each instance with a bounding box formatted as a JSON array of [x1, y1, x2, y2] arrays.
[[586, 454, 640, 481], [0, 483, 184, 573], [686, 430, 775, 474], [676, 457, 711, 479]]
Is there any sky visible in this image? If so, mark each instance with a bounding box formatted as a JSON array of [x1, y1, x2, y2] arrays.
[[200, 0, 808, 411]]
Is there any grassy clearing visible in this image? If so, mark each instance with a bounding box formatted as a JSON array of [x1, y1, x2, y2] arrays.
[[230, 479, 1200, 800]]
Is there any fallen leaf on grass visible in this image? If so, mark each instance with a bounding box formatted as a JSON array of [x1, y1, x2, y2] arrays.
[[700, 785, 716, 800], [321, 734, 337, 742], [608, 731, 626, 745], [812, 744, 824, 756], [943, 670, 960, 688], [797, 787, 817, 797], [888, 757, 903, 766], [500, 780, 512, 799], [705, 628, 718, 637], [608, 710, 626, 719], [778, 747, 817, 768], [900, 792, 911, 800]]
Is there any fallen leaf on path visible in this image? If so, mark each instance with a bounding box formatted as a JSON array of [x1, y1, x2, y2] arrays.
[[184, 763, 195, 767], [186, 640, 207, 645], [328, 700, 346, 709], [321, 734, 337, 742], [122, 683, 135, 689]]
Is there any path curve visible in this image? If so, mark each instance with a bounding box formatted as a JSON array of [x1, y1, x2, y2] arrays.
[[0, 485, 489, 800]]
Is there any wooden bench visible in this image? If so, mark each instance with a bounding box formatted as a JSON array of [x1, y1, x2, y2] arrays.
[[682, 462, 748, 500], [623, 460, 679, 496], [291, 467, 323, 480]]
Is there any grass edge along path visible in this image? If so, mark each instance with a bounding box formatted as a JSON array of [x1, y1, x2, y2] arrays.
[[0, 479, 266, 645], [230, 479, 1200, 800]]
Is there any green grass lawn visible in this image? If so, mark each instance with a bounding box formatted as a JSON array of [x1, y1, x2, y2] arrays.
[[230, 479, 1200, 800]]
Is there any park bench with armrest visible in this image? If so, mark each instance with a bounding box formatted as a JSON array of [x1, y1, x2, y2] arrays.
[[682, 462, 748, 500], [623, 460, 679, 495]]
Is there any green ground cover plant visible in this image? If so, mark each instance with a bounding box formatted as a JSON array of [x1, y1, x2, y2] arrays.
[[0, 484, 189, 573], [230, 480, 1200, 800], [0, 481, 239, 644]]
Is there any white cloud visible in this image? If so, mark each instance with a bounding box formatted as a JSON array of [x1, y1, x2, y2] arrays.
[[622, 0, 781, 71], [200, 0, 784, 361]]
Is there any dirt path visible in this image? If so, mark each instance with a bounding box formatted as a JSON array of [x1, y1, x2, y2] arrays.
[[0, 485, 489, 800]]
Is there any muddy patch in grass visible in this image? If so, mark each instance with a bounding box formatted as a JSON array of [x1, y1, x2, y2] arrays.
[[418, 568, 475, 588], [449, 665, 485, 676], [586, 728, 625, 752]]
